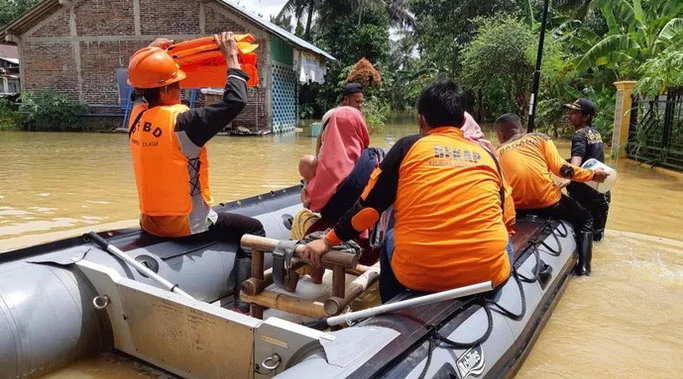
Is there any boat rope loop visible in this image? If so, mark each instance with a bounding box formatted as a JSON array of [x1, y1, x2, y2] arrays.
[[484, 272, 527, 321], [417, 219, 564, 378], [538, 221, 563, 256], [516, 244, 543, 283]]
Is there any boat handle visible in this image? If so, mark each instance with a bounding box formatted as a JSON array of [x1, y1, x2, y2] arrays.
[[93, 295, 110, 310], [260, 353, 281, 371]]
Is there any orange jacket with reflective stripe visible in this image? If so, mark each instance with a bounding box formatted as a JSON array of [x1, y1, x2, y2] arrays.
[[497, 133, 595, 210], [129, 104, 213, 236], [328, 127, 512, 292], [391, 128, 511, 291]]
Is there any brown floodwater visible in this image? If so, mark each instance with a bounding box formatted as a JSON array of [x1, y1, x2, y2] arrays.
[[1, 120, 682, 378]]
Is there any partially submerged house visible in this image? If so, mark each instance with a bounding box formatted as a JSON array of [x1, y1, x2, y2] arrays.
[[0, 44, 20, 96], [0, 0, 333, 132]]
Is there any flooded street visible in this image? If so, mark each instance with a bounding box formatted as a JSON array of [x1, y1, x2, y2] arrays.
[[1, 122, 682, 378]]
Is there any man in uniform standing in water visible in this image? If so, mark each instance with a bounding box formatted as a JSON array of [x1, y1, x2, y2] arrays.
[[564, 98, 611, 242]]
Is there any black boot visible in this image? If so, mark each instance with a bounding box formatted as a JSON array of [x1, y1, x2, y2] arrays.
[[593, 230, 604, 242], [575, 232, 593, 276]]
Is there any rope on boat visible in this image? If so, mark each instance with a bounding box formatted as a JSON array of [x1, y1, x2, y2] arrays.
[[539, 222, 563, 256], [416, 219, 563, 378]]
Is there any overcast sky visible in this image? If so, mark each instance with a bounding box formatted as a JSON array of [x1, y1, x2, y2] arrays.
[[234, 0, 404, 42], [236, 0, 288, 19]]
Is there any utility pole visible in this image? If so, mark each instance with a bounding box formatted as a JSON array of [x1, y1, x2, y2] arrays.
[[527, 0, 551, 133]]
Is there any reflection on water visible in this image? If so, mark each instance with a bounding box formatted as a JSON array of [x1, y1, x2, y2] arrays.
[[1, 117, 682, 378]]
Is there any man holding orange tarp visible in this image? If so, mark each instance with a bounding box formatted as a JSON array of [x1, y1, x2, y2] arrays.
[[127, 32, 264, 313], [494, 114, 609, 276]]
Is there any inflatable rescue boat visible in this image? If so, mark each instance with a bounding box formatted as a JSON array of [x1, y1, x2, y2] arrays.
[[0, 186, 577, 379]]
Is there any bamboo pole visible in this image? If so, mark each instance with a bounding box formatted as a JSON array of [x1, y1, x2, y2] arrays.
[[241, 259, 307, 296], [240, 290, 327, 319], [325, 262, 380, 315], [250, 249, 264, 319], [241, 234, 358, 269], [332, 265, 346, 299], [347, 264, 371, 276]]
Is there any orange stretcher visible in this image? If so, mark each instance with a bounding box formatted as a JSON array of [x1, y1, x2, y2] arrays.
[[166, 34, 260, 88]]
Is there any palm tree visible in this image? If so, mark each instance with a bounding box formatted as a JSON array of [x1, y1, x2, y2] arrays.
[[277, 0, 414, 40], [277, 0, 316, 39]]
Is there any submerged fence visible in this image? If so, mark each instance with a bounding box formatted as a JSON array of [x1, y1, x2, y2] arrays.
[[628, 88, 683, 171]]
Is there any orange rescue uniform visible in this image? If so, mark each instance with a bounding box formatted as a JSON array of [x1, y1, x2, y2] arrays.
[[496, 133, 595, 210], [129, 103, 213, 237], [327, 127, 513, 292]]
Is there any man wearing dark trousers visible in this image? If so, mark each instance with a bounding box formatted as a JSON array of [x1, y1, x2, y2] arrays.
[[127, 32, 265, 313], [494, 114, 609, 276], [564, 98, 611, 241]]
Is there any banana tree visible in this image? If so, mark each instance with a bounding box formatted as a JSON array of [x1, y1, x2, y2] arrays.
[[569, 0, 683, 78]]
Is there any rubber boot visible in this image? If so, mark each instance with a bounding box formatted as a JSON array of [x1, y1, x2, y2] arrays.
[[593, 230, 604, 242], [575, 232, 593, 276]]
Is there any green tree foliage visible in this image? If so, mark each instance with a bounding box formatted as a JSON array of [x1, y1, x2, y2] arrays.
[[270, 13, 294, 33], [0, 0, 41, 28], [19, 90, 89, 131], [0, 98, 21, 130], [409, 0, 526, 75], [635, 48, 683, 95], [278, 0, 414, 41], [298, 4, 391, 117], [561, 0, 683, 79], [461, 16, 536, 119]]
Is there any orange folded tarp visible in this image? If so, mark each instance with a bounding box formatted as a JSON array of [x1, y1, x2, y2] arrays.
[[166, 34, 259, 89]]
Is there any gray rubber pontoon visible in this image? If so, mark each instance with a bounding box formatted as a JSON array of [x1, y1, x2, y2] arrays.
[[0, 186, 577, 379], [275, 217, 576, 379], [0, 187, 301, 378]]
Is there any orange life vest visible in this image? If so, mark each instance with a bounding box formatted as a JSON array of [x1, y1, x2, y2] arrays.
[[128, 104, 213, 235], [393, 128, 510, 291], [166, 35, 260, 88]]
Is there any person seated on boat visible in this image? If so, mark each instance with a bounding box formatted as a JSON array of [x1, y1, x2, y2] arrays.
[[494, 113, 609, 276], [127, 32, 265, 313], [341, 82, 364, 111], [314, 83, 364, 156], [564, 98, 611, 242], [301, 80, 514, 302], [461, 111, 517, 261], [298, 154, 318, 208], [291, 107, 385, 285]]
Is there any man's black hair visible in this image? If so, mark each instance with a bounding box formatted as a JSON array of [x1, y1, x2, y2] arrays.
[[495, 113, 522, 127], [416, 80, 465, 128], [342, 82, 363, 96], [135, 81, 180, 107]]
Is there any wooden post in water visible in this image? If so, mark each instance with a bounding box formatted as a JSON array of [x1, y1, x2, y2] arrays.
[[611, 81, 637, 161]]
